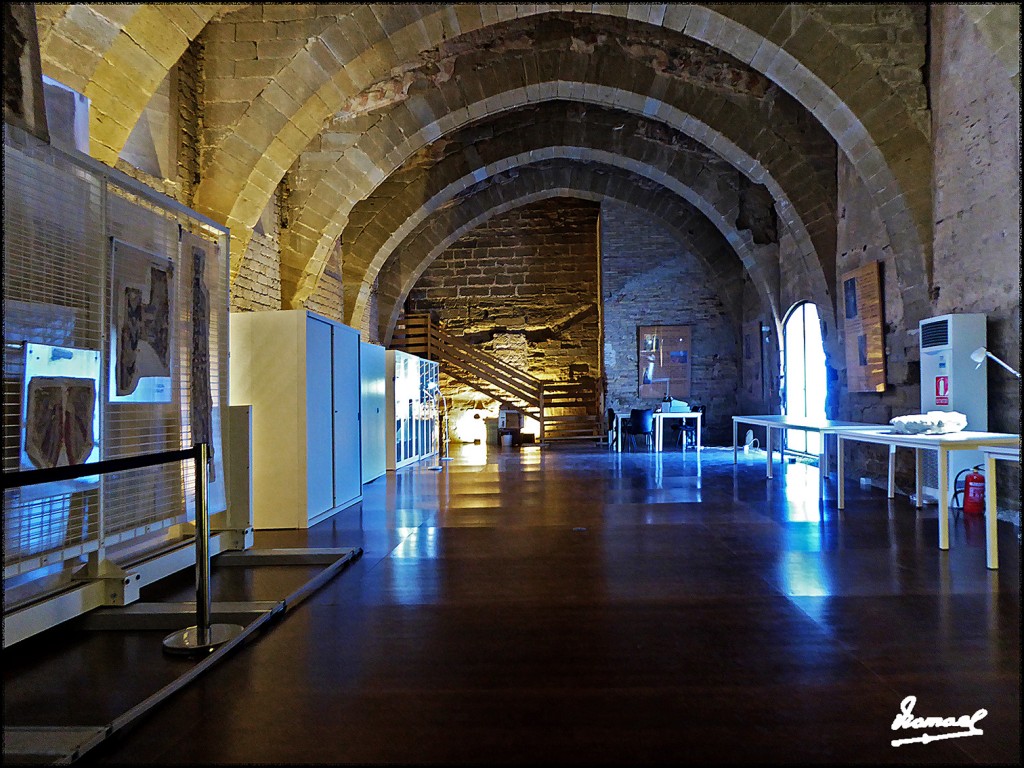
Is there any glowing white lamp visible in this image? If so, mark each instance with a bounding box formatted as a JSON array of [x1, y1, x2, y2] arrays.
[[971, 347, 1021, 378]]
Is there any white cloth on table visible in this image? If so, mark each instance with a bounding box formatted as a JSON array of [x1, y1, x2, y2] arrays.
[[889, 411, 967, 435]]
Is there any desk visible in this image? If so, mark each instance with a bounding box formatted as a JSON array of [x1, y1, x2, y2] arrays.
[[614, 411, 701, 453], [653, 411, 701, 452], [834, 427, 1019, 554], [732, 415, 879, 487], [980, 441, 1021, 569]]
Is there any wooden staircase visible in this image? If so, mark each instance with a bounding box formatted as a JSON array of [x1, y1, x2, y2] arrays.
[[391, 314, 603, 443]]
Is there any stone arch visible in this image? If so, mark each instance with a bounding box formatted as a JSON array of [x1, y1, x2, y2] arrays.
[[293, 83, 828, 323], [372, 160, 775, 346], [36, 4, 933, 322], [291, 45, 836, 315], [176, 5, 928, 321], [36, 4, 220, 165], [339, 101, 817, 329], [355, 147, 801, 338]]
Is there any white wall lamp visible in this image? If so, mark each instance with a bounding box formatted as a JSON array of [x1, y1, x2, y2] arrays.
[[971, 347, 1021, 379]]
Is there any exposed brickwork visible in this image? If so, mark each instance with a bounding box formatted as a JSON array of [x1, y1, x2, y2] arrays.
[[405, 198, 600, 383], [304, 236, 344, 323], [230, 193, 282, 313], [176, 38, 202, 205], [600, 200, 739, 446]]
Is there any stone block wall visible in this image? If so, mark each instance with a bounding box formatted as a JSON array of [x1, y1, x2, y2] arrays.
[[600, 200, 739, 445], [931, 4, 1020, 508], [405, 197, 601, 383]]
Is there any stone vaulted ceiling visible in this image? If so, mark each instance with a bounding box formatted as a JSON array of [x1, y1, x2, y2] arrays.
[[33, 3, 1016, 342]]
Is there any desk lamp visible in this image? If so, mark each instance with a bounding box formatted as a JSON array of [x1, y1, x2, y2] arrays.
[[971, 347, 1021, 379]]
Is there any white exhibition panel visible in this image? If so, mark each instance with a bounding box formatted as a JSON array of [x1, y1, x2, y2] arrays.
[[229, 310, 362, 529], [360, 342, 387, 483], [386, 349, 439, 470]]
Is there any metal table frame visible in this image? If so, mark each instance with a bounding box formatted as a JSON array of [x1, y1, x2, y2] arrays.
[[833, 427, 1019, 558], [732, 415, 880, 493], [653, 411, 702, 452], [614, 411, 702, 453], [980, 442, 1021, 569]]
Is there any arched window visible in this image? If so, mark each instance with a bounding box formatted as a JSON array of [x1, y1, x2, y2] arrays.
[[782, 301, 827, 454]]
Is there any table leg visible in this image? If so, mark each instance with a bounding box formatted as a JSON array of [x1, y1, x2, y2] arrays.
[[616, 416, 622, 453], [985, 454, 998, 569], [837, 436, 845, 509], [733, 419, 738, 463], [696, 414, 701, 452], [938, 448, 950, 551], [914, 449, 923, 507], [656, 418, 664, 452], [766, 427, 773, 478], [818, 433, 828, 497], [887, 444, 896, 498]]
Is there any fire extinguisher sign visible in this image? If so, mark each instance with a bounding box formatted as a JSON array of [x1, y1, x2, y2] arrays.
[[935, 375, 950, 406]]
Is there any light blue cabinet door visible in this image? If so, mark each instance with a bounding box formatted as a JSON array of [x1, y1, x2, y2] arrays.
[[332, 323, 362, 507], [306, 317, 335, 518], [359, 343, 387, 483]]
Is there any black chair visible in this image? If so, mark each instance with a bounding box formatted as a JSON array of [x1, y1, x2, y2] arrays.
[[674, 405, 706, 448], [606, 408, 617, 448], [625, 408, 654, 451]]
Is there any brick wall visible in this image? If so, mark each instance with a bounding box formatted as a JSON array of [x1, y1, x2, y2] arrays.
[[406, 198, 601, 382], [304, 236, 345, 323], [600, 200, 739, 445], [231, 193, 282, 312]]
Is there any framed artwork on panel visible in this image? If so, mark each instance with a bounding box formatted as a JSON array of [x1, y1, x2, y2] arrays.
[[638, 325, 691, 399], [841, 261, 887, 392]]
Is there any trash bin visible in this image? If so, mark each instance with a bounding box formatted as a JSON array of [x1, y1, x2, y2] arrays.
[[484, 417, 498, 446]]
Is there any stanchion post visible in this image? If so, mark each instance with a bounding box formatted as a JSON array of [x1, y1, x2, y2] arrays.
[[163, 443, 243, 655]]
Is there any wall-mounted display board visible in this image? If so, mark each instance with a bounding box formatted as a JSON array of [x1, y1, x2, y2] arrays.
[[841, 262, 887, 392], [638, 325, 691, 400]]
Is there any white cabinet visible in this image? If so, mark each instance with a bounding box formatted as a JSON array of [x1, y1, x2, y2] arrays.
[[386, 350, 439, 470], [229, 310, 362, 529]]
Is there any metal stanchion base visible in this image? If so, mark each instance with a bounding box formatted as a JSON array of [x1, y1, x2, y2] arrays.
[[162, 623, 244, 655]]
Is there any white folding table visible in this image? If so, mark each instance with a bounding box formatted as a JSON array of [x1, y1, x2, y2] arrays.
[[653, 411, 702, 452], [731, 415, 879, 491], [833, 427, 1019, 556], [979, 441, 1021, 569], [615, 411, 702, 453]]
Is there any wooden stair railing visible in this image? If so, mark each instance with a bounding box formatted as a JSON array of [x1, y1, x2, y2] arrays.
[[392, 314, 603, 442]]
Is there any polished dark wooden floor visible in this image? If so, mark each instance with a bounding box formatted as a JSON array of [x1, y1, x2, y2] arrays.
[[7, 444, 1022, 764]]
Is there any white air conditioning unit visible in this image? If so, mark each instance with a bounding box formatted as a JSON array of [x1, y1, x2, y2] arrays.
[[918, 313, 987, 502]]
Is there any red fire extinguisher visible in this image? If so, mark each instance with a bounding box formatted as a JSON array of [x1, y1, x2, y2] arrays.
[[962, 466, 985, 516]]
